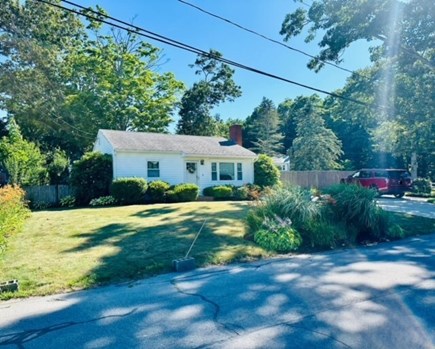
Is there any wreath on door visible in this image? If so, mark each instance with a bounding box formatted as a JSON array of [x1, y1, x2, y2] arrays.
[[187, 163, 196, 174]]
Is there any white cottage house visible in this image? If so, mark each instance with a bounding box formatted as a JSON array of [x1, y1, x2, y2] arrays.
[[93, 126, 256, 193]]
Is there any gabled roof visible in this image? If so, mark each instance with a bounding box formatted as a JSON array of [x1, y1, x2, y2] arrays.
[[98, 129, 257, 158]]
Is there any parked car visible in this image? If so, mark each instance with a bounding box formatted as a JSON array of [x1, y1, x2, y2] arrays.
[[341, 169, 412, 198]]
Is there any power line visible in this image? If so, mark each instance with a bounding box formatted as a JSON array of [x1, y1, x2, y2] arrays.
[[34, 0, 370, 108], [177, 0, 358, 76]]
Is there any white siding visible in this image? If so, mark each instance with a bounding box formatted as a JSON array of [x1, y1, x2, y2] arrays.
[[186, 157, 255, 193], [115, 151, 185, 185], [93, 132, 114, 155]]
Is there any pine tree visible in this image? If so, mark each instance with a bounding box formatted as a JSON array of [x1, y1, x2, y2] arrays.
[[244, 97, 284, 156], [290, 96, 343, 170]]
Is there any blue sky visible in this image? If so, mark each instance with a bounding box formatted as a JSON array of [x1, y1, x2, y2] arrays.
[[76, 0, 373, 127]]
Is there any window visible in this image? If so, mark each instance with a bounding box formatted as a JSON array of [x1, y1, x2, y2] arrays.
[[219, 163, 235, 180], [147, 161, 159, 178], [237, 163, 243, 180], [211, 162, 240, 181], [211, 162, 217, 181]]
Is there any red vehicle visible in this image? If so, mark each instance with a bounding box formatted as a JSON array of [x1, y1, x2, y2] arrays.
[[341, 169, 412, 198]]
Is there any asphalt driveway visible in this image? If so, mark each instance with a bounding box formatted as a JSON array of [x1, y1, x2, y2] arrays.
[[1, 234, 434, 349], [377, 197, 435, 219]]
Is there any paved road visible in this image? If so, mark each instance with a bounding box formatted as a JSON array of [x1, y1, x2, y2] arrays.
[[1, 234, 434, 349], [377, 197, 435, 219]]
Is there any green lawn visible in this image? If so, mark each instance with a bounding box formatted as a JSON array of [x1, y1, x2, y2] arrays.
[[1, 202, 434, 300], [0, 202, 269, 299]]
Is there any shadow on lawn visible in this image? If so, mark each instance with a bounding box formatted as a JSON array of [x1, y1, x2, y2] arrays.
[[2, 235, 434, 348], [63, 202, 257, 287]]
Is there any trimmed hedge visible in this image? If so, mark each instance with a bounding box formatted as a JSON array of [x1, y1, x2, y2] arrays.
[[147, 180, 170, 203], [110, 178, 148, 205], [202, 184, 253, 200], [254, 154, 281, 188], [166, 183, 199, 202]]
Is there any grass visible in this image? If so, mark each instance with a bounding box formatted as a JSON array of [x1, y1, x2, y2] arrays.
[[1, 202, 433, 300], [0, 202, 270, 299], [389, 212, 435, 237]]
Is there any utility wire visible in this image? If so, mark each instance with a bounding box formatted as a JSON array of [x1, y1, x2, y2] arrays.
[[177, 0, 358, 76], [34, 0, 371, 108]]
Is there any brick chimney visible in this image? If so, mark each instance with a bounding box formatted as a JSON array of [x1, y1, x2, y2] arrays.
[[229, 124, 243, 146]]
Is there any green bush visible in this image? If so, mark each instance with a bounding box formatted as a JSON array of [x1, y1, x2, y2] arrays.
[[305, 220, 349, 248], [234, 186, 249, 200], [254, 154, 281, 188], [60, 195, 76, 208], [212, 185, 234, 200], [89, 196, 117, 207], [110, 178, 148, 205], [387, 224, 405, 240], [147, 180, 170, 203], [70, 152, 113, 205], [412, 178, 432, 194], [254, 216, 302, 252], [171, 183, 199, 202], [324, 184, 391, 241], [0, 185, 30, 251]]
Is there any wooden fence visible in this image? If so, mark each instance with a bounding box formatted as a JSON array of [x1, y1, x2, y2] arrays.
[[24, 185, 74, 205], [281, 171, 354, 188]]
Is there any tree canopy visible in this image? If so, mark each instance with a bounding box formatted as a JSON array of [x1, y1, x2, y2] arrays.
[[176, 50, 242, 136]]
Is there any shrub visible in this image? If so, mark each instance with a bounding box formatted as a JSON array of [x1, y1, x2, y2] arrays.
[[254, 216, 302, 252], [147, 180, 170, 203], [110, 178, 147, 205], [246, 186, 320, 239], [211, 185, 234, 200], [254, 154, 281, 188], [412, 178, 432, 194], [234, 186, 249, 200], [30, 201, 52, 210], [70, 152, 112, 205], [89, 196, 117, 207], [387, 224, 405, 240], [323, 184, 389, 241], [60, 195, 75, 208], [0, 185, 30, 251], [245, 183, 262, 200], [305, 220, 349, 248], [172, 183, 199, 202]]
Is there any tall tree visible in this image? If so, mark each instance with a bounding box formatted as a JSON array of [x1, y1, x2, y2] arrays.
[[280, 0, 434, 176], [244, 97, 284, 156], [0, 1, 184, 158], [176, 50, 242, 136], [278, 98, 297, 152], [290, 96, 343, 170]]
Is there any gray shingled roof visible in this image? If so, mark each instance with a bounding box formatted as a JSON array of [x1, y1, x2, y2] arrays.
[[99, 130, 256, 158]]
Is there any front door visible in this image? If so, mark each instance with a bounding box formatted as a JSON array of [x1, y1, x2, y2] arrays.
[[185, 161, 199, 185]]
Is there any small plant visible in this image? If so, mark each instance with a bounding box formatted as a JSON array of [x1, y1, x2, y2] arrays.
[[387, 224, 405, 240], [89, 196, 117, 207], [412, 178, 432, 195], [110, 178, 148, 205], [147, 180, 170, 203], [254, 154, 281, 188], [60, 195, 75, 208], [254, 216, 302, 252], [31, 201, 52, 210]]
